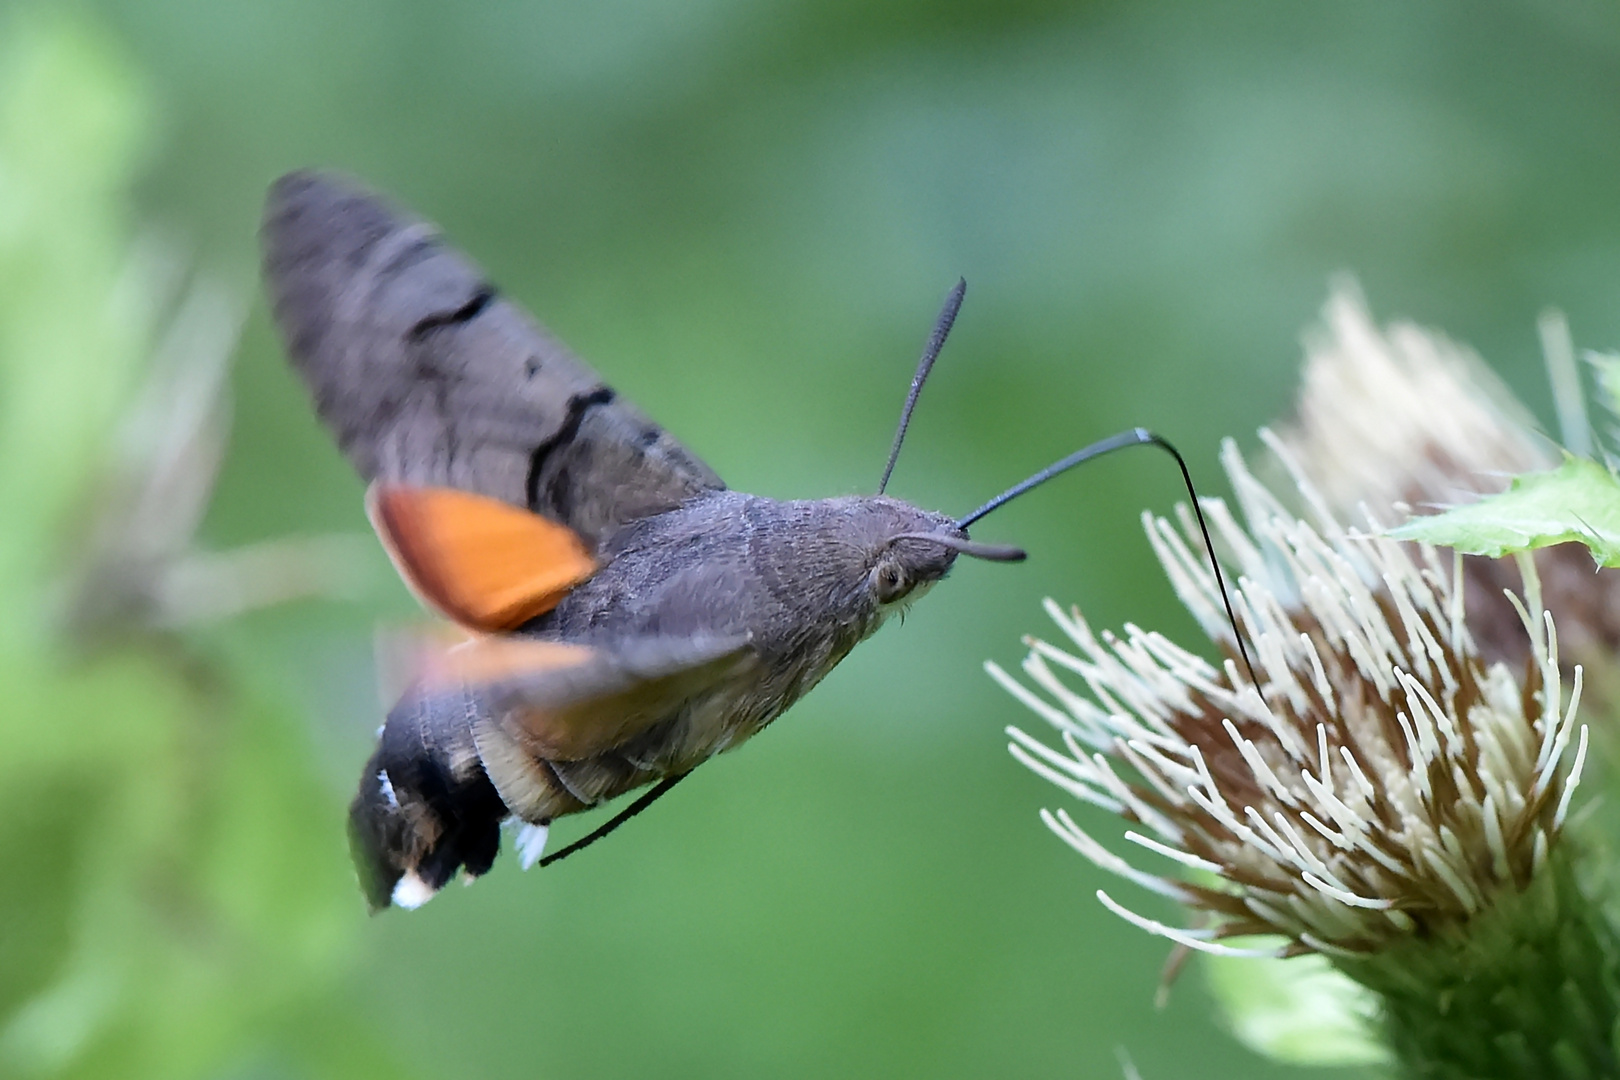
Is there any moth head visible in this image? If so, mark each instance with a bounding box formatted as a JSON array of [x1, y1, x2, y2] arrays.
[[858, 498, 1025, 612]]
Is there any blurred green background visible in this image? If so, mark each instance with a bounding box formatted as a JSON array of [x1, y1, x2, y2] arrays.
[[3, 1, 1618, 1077]]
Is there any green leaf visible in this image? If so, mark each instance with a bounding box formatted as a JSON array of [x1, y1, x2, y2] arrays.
[[1202, 947, 1391, 1067], [1385, 455, 1620, 566]]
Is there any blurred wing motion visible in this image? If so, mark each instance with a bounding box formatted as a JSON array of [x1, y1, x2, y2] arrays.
[[452, 632, 756, 802], [261, 169, 725, 548], [261, 170, 752, 909], [352, 632, 755, 911], [368, 483, 597, 632]]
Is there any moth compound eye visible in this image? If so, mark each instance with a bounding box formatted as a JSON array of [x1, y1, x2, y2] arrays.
[[874, 562, 909, 604]]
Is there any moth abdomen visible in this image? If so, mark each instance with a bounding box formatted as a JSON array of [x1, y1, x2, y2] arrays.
[[348, 690, 508, 911]]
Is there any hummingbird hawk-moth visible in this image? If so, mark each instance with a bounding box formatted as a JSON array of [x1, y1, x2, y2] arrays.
[[261, 171, 1241, 911]]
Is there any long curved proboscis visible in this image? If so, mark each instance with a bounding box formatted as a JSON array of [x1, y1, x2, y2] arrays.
[[959, 427, 1258, 687], [885, 531, 1026, 562]]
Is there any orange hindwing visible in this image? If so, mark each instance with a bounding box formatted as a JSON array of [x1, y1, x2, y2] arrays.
[[368, 484, 597, 632]]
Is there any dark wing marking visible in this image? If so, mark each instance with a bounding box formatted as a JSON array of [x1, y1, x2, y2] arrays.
[[262, 170, 725, 547]]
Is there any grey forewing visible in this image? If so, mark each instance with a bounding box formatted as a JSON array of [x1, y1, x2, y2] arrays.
[[261, 170, 724, 547]]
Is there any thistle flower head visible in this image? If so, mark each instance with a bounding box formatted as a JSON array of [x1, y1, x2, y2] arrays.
[[1276, 287, 1620, 673], [993, 437, 1589, 958], [1276, 286, 1552, 519]]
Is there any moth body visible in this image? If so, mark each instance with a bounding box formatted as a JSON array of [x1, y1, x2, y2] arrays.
[[264, 171, 985, 910], [351, 490, 963, 908], [536, 490, 963, 766]]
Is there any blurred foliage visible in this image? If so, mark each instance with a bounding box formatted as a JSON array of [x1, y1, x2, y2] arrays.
[[2, 0, 1619, 1076], [0, 8, 146, 650], [0, 12, 390, 1079]]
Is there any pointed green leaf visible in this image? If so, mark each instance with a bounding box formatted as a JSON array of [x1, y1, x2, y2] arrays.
[[1385, 455, 1620, 566]]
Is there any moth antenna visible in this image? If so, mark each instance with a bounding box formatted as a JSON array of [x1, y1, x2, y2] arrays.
[[538, 771, 690, 869], [877, 278, 966, 495], [959, 428, 1258, 687]]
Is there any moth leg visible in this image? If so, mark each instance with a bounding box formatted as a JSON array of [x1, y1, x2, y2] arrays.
[[536, 773, 692, 870]]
